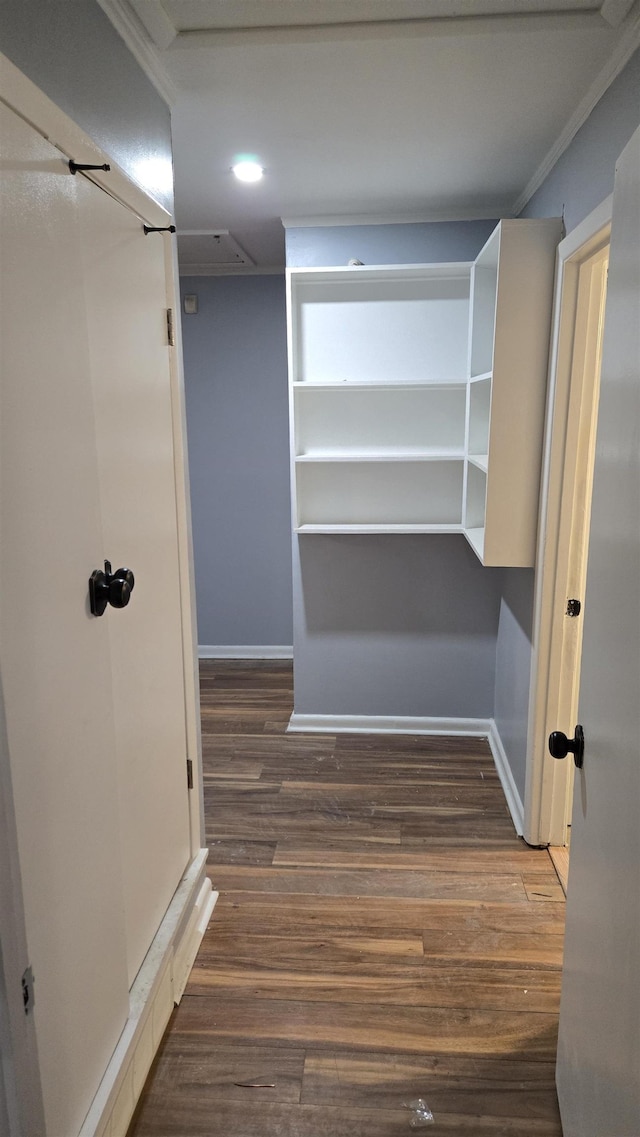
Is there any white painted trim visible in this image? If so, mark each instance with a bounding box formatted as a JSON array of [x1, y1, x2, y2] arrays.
[[78, 851, 214, 1137], [288, 713, 490, 735], [96, 0, 178, 107], [487, 721, 525, 837], [511, 10, 640, 216], [199, 645, 293, 659], [281, 209, 503, 228], [558, 194, 613, 259], [600, 0, 636, 28], [524, 196, 613, 846], [172, 878, 218, 1004], [130, 0, 178, 51], [170, 10, 603, 50]]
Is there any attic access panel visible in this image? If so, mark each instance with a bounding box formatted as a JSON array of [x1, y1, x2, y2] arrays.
[[177, 230, 255, 272]]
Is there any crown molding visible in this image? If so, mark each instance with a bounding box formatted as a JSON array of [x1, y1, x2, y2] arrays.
[[172, 9, 603, 49], [511, 6, 640, 216], [281, 208, 506, 228], [97, 0, 178, 107]]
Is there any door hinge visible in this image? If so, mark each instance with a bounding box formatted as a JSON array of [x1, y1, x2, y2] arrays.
[[166, 308, 175, 347], [566, 598, 582, 617], [186, 758, 193, 789], [21, 966, 35, 1015]]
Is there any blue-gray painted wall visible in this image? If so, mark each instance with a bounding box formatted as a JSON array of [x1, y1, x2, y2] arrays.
[[181, 275, 293, 648], [494, 47, 640, 802], [286, 220, 503, 719], [286, 221, 497, 268], [522, 47, 640, 232], [0, 0, 174, 212]]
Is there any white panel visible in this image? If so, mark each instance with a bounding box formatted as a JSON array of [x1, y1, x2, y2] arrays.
[[296, 275, 470, 383], [77, 182, 191, 986], [294, 385, 466, 455], [0, 104, 129, 1135], [464, 463, 487, 532], [469, 228, 500, 376], [297, 460, 464, 526], [468, 377, 492, 456]]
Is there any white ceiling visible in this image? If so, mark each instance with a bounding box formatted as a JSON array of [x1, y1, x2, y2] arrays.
[[102, 0, 640, 271]]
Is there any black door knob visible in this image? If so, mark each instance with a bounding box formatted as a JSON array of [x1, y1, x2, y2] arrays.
[[107, 576, 131, 609], [89, 560, 135, 617], [548, 724, 585, 769]]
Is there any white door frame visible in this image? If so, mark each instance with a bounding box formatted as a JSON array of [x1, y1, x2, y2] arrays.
[[524, 195, 612, 847]]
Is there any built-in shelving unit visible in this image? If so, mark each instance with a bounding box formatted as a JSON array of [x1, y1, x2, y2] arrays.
[[287, 219, 562, 566], [462, 219, 563, 565]]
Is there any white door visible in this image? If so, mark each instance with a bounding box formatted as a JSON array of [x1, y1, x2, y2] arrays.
[[76, 176, 191, 985], [555, 127, 640, 1134], [0, 104, 130, 1136]]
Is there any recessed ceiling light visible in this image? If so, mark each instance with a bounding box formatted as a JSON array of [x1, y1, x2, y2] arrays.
[[232, 160, 264, 183]]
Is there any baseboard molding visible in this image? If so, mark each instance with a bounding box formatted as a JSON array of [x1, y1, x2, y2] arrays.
[[79, 850, 217, 1137], [287, 713, 491, 736], [487, 720, 525, 836], [198, 645, 293, 659]]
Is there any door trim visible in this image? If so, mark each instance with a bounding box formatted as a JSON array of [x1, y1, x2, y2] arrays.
[[524, 195, 612, 846]]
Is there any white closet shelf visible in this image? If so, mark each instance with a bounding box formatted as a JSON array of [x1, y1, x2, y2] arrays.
[[468, 454, 488, 473], [469, 371, 492, 384], [296, 523, 464, 535], [293, 380, 468, 390], [295, 451, 465, 463]]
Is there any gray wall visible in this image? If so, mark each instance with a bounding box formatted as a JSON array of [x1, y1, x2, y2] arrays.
[[0, 0, 174, 212], [494, 47, 640, 801], [522, 47, 640, 233], [286, 219, 503, 718], [181, 275, 293, 648]]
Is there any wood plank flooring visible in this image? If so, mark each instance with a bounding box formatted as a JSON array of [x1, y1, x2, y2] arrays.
[[128, 661, 565, 1136]]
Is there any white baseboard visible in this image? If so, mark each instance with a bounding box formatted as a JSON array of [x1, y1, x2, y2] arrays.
[[287, 712, 524, 837], [199, 645, 293, 659], [487, 720, 525, 836], [79, 850, 217, 1137], [287, 712, 491, 736]]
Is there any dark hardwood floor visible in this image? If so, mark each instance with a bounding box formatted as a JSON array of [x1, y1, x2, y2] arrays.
[[128, 660, 565, 1136]]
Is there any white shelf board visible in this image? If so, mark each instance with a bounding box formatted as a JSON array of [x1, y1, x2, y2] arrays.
[[293, 380, 468, 391], [469, 371, 493, 384], [464, 526, 486, 560], [296, 523, 464, 535], [295, 450, 465, 463], [288, 263, 473, 283], [468, 454, 488, 473]]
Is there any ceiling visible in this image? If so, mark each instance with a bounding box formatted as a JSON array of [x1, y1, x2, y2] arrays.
[[101, 0, 640, 271]]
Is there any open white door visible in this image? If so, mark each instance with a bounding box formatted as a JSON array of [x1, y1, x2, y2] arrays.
[[76, 177, 192, 987], [555, 127, 640, 1134], [0, 101, 130, 1136]]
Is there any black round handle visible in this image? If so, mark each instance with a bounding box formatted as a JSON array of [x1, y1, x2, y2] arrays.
[[548, 725, 584, 769], [107, 577, 131, 609], [89, 561, 135, 616], [112, 567, 135, 592]]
